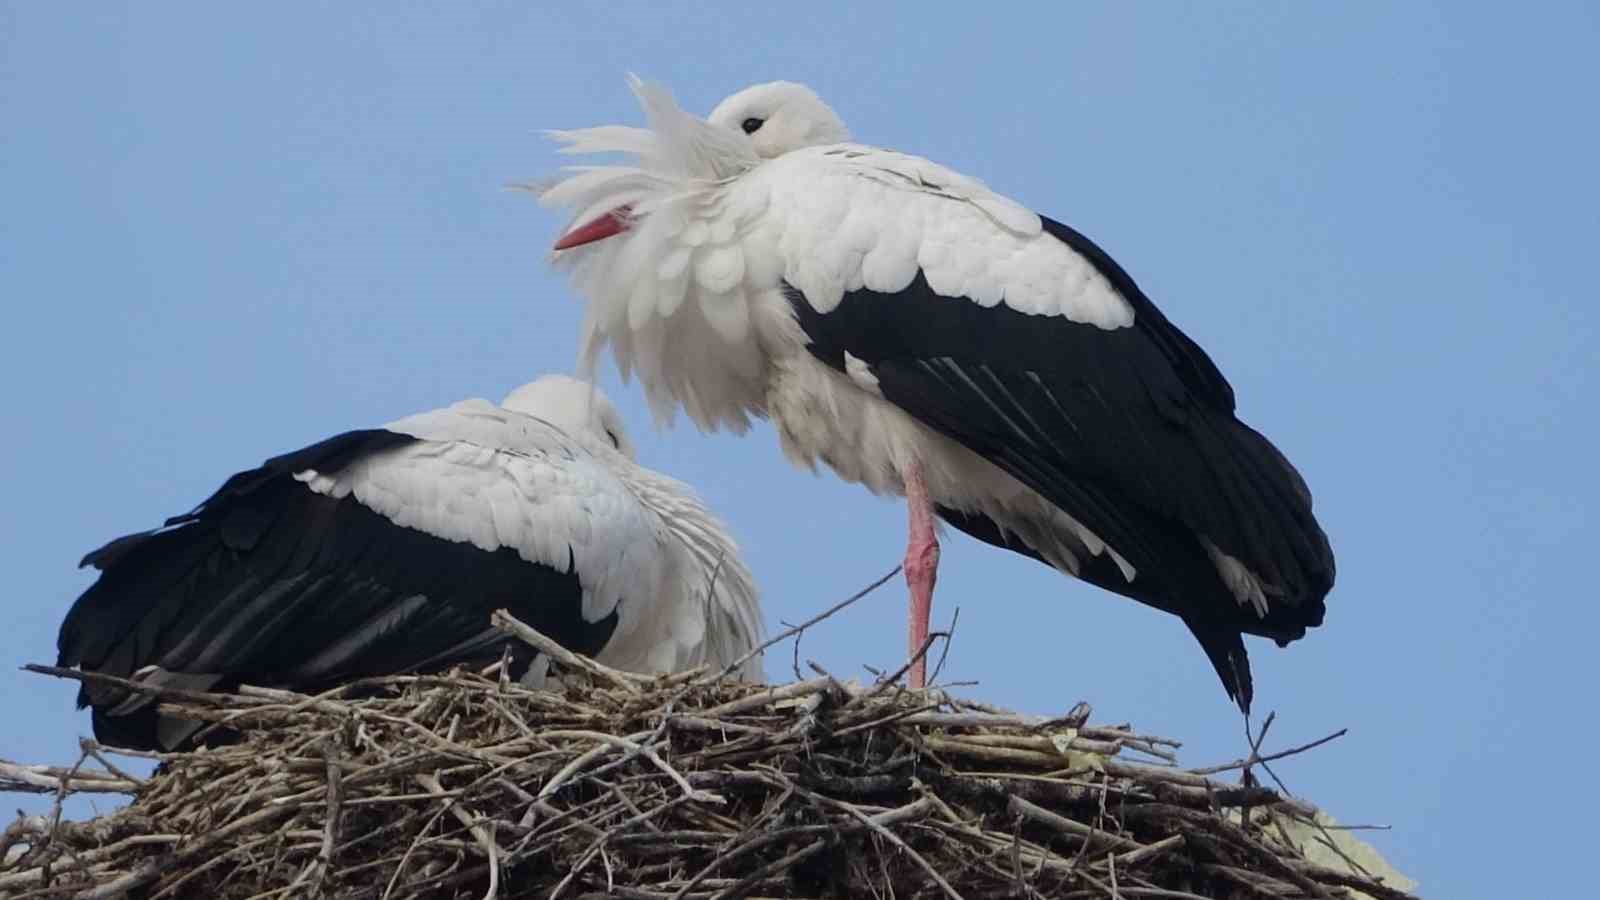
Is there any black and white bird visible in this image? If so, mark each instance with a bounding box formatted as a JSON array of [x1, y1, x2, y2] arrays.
[[540, 78, 1335, 709], [59, 374, 764, 750]]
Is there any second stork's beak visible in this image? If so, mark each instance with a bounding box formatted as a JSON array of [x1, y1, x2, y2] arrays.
[[552, 206, 634, 251]]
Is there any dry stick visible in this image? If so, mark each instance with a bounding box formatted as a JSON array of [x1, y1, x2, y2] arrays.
[[667, 820, 868, 900], [490, 609, 643, 693], [1116, 835, 1183, 868], [665, 715, 766, 737], [71, 742, 184, 765], [0, 760, 139, 796], [415, 772, 501, 900], [536, 740, 627, 802], [701, 564, 903, 688], [1202, 864, 1298, 898], [1192, 728, 1348, 776], [519, 728, 656, 828], [909, 787, 1074, 886], [75, 802, 296, 899], [783, 784, 961, 900], [1288, 806, 1377, 884], [1144, 802, 1341, 900], [1075, 880, 1213, 900], [556, 806, 763, 900], [35, 747, 93, 889], [148, 829, 288, 900], [1246, 711, 1284, 790], [928, 607, 961, 685], [0, 830, 185, 891], [786, 617, 807, 682], [700, 677, 835, 719], [47, 749, 88, 837], [1008, 796, 1143, 855], [20, 664, 253, 710], [577, 704, 680, 789], [895, 713, 1174, 764], [537, 731, 723, 805], [604, 564, 903, 787], [830, 701, 944, 739], [1008, 815, 1026, 894], [1233, 828, 1339, 900], [378, 776, 467, 900], [860, 629, 949, 701], [315, 739, 343, 892], [667, 830, 809, 900], [76, 739, 146, 789], [707, 836, 831, 900], [940, 732, 1122, 757], [192, 681, 365, 746], [281, 741, 346, 898], [1229, 714, 1373, 884], [548, 839, 603, 899]]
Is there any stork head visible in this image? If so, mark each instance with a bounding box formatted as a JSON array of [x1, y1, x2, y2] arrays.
[[708, 81, 851, 159], [501, 374, 637, 460], [549, 79, 850, 251]]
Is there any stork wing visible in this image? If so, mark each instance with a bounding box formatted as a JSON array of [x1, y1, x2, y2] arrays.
[[788, 216, 1335, 637], [59, 405, 660, 749]]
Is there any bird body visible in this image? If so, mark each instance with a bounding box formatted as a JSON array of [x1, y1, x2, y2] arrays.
[[541, 79, 1334, 710], [59, 375, 763, 749]]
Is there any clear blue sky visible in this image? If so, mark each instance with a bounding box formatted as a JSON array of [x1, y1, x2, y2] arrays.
[[3, 4, 1595, 896]]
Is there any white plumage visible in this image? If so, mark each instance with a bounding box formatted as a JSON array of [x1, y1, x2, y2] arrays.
[[538, 78, 1335, 709], [58, 374, 764, 749], [299, 376, 762, 677], [544, 80, 1132, 431]]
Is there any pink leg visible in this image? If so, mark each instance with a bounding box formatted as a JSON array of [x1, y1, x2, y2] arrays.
[[903, 459, 941, 689]]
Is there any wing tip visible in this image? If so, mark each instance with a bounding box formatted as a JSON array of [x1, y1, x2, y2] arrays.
[[1188, 621, 1254, 715]]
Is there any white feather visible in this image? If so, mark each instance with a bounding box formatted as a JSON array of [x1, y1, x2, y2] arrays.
[[294, 376, 764, 679], [547, 125, 658, 157], [540, 78, 1134, 434], [538, 79, 1162, 608]]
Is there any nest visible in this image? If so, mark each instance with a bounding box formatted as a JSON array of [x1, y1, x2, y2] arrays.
[[2, 606, 1417, 899]]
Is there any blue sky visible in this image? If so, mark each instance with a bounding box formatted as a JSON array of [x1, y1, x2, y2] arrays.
[[3, 4, 1595, 896]]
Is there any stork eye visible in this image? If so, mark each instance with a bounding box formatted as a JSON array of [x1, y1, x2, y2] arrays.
[[741, 117, 765, 134], [605, 429, 621, 450]]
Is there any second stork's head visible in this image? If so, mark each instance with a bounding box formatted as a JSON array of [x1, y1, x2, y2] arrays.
[[502, 374, 637, 460]]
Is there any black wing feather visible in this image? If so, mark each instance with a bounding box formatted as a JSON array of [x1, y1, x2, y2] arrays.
[[60, 429, 618, 749], [788, 215, 1335, 711]]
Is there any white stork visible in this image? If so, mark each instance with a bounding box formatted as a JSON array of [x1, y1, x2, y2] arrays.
[[58, 374, 764, 749], [539, 79, 1335, 710]]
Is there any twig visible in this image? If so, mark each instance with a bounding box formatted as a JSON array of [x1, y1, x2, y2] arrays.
[[77, 740, 146, 788], [929, 607, 960, 685], [700, 677, 837, 719], [315, 739, 343, 893], [864, 629, 949, 699], [77, 803, 297, 898], [491, 610, 643, 693], [1008, 796, 1143, 854], [536, 731, 724, 805], [415, 772, 501, 900], [784, 783, 961, 900], [0, 760, 140, 796], [698, 564, 902, 687], [1195, 728, 1347, 776]]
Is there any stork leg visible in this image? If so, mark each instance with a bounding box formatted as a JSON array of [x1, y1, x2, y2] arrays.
[[903, 459, 941, 689]]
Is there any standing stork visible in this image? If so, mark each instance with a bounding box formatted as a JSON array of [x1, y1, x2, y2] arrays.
[[539, 79, 1335, 710], [58, 374, 764, 750]]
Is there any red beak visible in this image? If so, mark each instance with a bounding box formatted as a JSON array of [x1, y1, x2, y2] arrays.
[[553, 205, 634, 251]]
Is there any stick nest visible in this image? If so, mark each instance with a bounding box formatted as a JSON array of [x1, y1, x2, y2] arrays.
[[2, 615, 1417, 900]]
